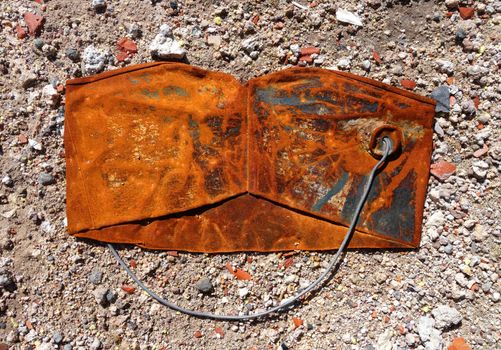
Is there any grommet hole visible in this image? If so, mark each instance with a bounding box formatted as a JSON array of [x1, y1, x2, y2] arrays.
[[369, 125, 402, 159]]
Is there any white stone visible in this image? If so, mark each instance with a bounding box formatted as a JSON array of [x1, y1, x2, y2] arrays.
[[376, 329, 393, 350], [83, 46, 108, 75], [42, 84, 59, 107], [427, 211, 445, 227], [238, 287, 249, 298], [337, 57, 351, 70], [336, 8, 363, 26], [472, 160, 489, 179], [436, 60, 454, 75], [431, 305, 462, 329], [149, 25, 186, 60]]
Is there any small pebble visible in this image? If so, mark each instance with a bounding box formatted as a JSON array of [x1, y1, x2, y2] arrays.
[[195, 277, 214, 294]]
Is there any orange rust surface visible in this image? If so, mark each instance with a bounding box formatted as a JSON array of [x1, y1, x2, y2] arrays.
[[65, 63, 435, 252]]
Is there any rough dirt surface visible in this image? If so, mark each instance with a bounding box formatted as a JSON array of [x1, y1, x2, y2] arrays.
[[0, 0, 500, 349]]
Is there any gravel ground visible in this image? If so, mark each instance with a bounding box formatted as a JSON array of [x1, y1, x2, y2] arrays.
[[0, 0, 500, 349]]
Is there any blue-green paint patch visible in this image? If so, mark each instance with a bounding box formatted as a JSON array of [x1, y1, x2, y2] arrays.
[[141, 88, 159, 99], [312, 170, 349, 212], [163, 86, 188, 97], [368, 171, 416, 242], [127, 77, 140, 85], [138, 73, 151, 83]]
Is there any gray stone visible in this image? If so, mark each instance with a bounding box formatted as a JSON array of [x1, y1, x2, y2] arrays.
[[431, 304, 462, 329], [149, 24, 186, 60], [436, 60, 454, 75], [92, 0, 106, 12], [430, 86, 450, 113], [93, 286, 109, 306], [65, 48, 80, 62], [196, 277, 214, 293], [88, 269, 103, 285], [34, 38, 45, 50], [90, 338, 101, 350], [444, 244, 453, 255], [127, 23, 142, 39], [52, 332, 63, 344], [38, 173, 55, 186], [455, 28, 466, 43], [242, 37, 261, 54], [2, 175, 13, 187], [466, 65, 488, 80], [0, 269, 16, 292], [106, 289, 117, 303], [21, 71, 38, 89], [63, 345, 73, 350]]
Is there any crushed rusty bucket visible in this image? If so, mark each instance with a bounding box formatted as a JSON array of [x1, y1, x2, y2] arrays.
[[65, 63, 435, 252]]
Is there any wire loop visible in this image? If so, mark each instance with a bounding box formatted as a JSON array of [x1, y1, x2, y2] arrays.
[[109, 136, 393, 320]]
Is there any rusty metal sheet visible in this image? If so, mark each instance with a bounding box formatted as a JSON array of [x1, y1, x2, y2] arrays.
[[65, 62, 435, 252]]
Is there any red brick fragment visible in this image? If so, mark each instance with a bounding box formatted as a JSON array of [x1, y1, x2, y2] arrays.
[[194, 330, 203, 338], [117, 38, 137, 53], [121, 285, 136, 294], [473, 144, 488, 158], [18, 134, 29, 144], [448, 337, 471, 350], [23, 12, 44, 36], [430, 160, 456, 181], [284, 257, 294, 269], [215, 326, 225, 338], [473, 96, 479, 108], [292, 317, 303, 328], [300, 47, 320, 56], [400, 79, 417, 90], [372, 50, 382, 64], [299, 55, 313, 64], [129, 259, 137, 268], [166, 250, 178, 257], [225, 262, 235, 274], [16, 25, 27, 39], [116, 51, 129, 62], [458, 7, 475, 20], [234, 269, 252, 280]]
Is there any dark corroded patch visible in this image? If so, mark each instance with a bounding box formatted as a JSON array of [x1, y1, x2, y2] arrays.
[[345, 95, 379, 113], [205, 168, 227, 197], [312, 170, 349, 212], [368, 171, 416, 242], [254, 87, 336, 115]]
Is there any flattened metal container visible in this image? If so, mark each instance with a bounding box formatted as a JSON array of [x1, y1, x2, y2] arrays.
[[65, 62, 435, 252]]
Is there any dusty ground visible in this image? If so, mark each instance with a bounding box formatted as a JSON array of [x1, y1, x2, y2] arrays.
[[0, 0, 500, 349]]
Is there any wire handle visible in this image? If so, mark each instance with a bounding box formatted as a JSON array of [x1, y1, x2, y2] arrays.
[[109, 137, 394, 321]]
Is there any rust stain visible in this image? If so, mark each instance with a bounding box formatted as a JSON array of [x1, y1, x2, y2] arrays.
[[65, 63, 435, 252]]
